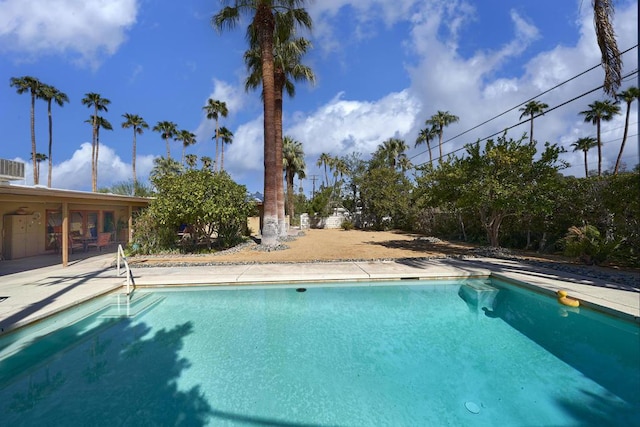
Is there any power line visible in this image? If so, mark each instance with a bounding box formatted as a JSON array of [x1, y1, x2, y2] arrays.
[[410, 44, 639, 164], [414, 67, 639, 167]]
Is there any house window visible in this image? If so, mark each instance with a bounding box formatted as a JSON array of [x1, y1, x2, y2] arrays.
[[70, 210, 99, 238], [46, 210, 62, 251]]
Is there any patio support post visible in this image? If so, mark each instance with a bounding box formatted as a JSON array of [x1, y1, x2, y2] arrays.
[[62, 202, 69, 267]]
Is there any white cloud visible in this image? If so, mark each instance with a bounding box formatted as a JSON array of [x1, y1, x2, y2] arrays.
[[16, 142, 155, 191], [288, 90, 421, 160], [0, 0, 139, 66], [194, 78, 248, 148]]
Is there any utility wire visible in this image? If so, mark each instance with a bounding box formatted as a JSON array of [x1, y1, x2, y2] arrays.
[[410, 44, 639, 164], [414, 67, 639, 167]]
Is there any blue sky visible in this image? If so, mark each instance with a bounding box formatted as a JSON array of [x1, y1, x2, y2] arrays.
[[0, 0, 638, 194]]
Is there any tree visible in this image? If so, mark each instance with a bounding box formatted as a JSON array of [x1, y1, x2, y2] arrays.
[[415, 126, 436, 164], [38, 84, 69, 188], [283, 135, 306, 219], [81, 93, 111, 191], [200, 156, 213, 171], [85, 115, 113, 190], [213, 0, 312, 247], [579, 99, 620, 176], [421, 133, 567, 247], [121, 113, 149, 190], [426, 111, 459, 163], [150, 157, 183, 183], [217, 126, 234, 171], [374, 138, 409, 170], [518, 100, 548, 146], [614, 86, 639, 175], [185, 154, 198, 169], [149, 169, 252, 250], [10, 76, 42, 185], [152, 121, 178, 159], [175, 130, 197, 166], [360, 166, 412, 230], [31, 152, 47, 184], [593, 0, 622, 97], [202, 98, 228, 171], [244, 10, 314, 237], [571, 137, 598, 178], [316, 152, 331, 187]]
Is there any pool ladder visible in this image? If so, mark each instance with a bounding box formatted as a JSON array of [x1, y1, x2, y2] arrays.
[[116, 244, 134, 296]]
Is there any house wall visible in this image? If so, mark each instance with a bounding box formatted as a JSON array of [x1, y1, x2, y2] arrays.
[[0, 198, 144, 260]]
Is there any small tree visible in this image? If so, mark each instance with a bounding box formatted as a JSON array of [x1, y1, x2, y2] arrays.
[[421, 133, 567, 247]]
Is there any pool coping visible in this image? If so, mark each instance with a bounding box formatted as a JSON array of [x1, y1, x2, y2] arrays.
[[0, 254, 638, 337]]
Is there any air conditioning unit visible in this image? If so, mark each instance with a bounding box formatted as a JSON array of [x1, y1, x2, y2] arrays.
[[0, 159, 25, 183]]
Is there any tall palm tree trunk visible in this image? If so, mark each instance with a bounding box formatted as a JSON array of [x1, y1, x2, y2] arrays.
[[91, 119, 97, 191], [438, 131, 443, 163], [132, 130, 138, 188], [30, 93, 38, 185], [215, 118, 220, 172], [614, 103, 631, 175], [529, 118, 534, 146], [221, 143, 225, 171], [286, 169, 295, 220], [257, 5, 278, 246], [165, 137, 171, 159], [94, 127, 100, 192], [47, 101, 53, 187], [596, 120, 602, 176], [583, 151, 589, 178], [275, 70, 287, 237]]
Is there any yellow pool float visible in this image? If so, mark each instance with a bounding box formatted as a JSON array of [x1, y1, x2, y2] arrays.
[[557, 290, 580, 308]]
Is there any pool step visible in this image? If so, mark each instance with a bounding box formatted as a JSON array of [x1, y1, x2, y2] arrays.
[[97, 293, 165, 319], [458, 281, 499, 311]]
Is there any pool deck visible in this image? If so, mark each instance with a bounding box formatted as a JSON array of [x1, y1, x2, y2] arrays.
[[0, 253, 638, 335]]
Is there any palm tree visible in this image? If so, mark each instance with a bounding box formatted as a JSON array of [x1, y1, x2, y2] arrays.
[[121, 113, 149, 189], [380, 137, 409, 169], [185, 154, 199, 169], [175, 130, 197, 166], [283, 136, 306, 219], [426, 111, 459, 163], [201, 156, 213, 170], [579, 99, 621, 176], [245, 19, 315, 236], [415, 126, 436, 164], [152, 121, 178, 159], [81, 93, 111, 191], [38, 84, 69, 188], [150, 157, 182, 182], [518, 100, 548, 146], [316, 152, 331, 187], [85, 115, 113, 190], [613, 86, 639, 174], [571, 137, 597, 178], [10, 76, 42, 185], [202, 98, 228, 171], [213, 0, 312, 247], [31, 153, 47, 184], [217, 126, 234, 171], [593, 0, 622, 97]]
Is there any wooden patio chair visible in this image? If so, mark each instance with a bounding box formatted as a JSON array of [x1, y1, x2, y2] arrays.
[[87, 232, 112, 252], [69, 233, 85, 254]]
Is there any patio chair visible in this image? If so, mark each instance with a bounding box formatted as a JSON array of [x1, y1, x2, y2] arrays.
[[87, 232, 112, 252], [69, 233, 85, 254]]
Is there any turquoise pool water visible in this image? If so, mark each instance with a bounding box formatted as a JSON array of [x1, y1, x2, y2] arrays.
[[0, 279, 638, 426]]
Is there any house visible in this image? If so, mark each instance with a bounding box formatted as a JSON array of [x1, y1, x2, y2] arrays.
[[0, 161, 150, 266]]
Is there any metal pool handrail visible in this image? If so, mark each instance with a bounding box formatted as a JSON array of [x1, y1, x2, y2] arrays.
[[116, 244, 134, 296]]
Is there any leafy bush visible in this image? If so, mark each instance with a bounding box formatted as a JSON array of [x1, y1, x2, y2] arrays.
[[562, 225, 620, 265], [341, 219, 355, 230]]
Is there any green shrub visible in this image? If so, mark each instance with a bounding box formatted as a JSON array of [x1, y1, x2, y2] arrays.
[[562, 225, 620, 265], [341, 219, 355, 230]]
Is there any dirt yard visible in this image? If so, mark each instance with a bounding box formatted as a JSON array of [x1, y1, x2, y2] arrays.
[[131, 228, 477, 265]]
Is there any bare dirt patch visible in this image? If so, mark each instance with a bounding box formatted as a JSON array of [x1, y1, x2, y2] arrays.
[[131, 229, 476, 265]]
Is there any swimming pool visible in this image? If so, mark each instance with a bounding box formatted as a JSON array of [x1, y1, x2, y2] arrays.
[[1, 279, 638, 426]]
